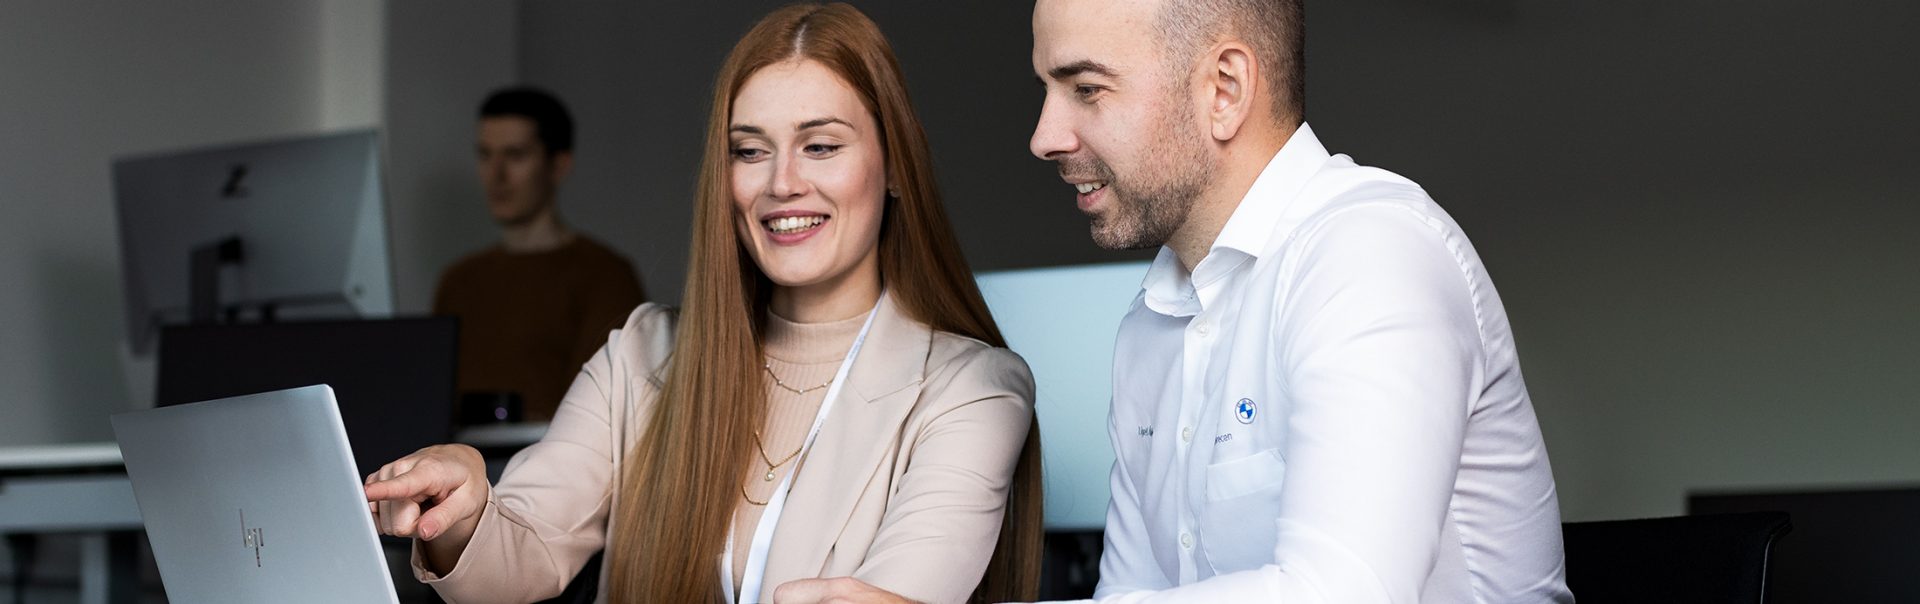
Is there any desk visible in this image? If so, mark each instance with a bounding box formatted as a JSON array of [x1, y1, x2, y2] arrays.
[[454, 421, 547, 450], [0, 443, 142, 604], [0, 443, 125, 472], [0, 425, 547, 604]]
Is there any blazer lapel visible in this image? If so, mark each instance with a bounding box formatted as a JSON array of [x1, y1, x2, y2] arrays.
[[757, 294, 930, 599]]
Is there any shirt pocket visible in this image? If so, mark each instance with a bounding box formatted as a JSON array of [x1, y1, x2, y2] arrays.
[[1199, 447, 1286, 573]]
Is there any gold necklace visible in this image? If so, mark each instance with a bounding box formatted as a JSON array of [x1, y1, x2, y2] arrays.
[[752, 430, 803, 480], [742, 430, 803, 506], [748, 362, 828, 505], [763, 363, 832, 395], [742, 483, 771, 506]]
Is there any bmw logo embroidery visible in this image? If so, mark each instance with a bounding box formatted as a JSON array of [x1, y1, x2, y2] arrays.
[[1235, 398, 1257, 424]]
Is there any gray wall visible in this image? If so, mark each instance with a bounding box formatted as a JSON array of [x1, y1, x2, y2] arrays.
[[0, 0, 379, 584], [383, 0, 519, 314], [0, 0, 375, 445], [1307, 1, 1920, 521], [0, 0, 527, 447]]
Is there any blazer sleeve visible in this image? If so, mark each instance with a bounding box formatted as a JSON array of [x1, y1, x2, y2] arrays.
[[411, 303, 671, 603], [851, 345, 1037, 604]]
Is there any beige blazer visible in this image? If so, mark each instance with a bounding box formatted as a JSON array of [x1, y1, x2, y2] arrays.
[[413, 293, 1036, 604]]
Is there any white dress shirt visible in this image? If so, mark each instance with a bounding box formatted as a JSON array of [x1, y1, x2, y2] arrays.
[[1087, 124, 1572, 603]]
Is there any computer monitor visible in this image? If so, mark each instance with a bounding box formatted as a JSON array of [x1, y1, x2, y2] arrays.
[[112, 129, 394, 354], [976, 261, 1150, 530], [154, 318, 459, 480]]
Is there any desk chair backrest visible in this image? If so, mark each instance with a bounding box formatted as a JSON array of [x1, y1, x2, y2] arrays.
[[1562, 511, 1792, 604], [1691, 487, 1920, 603]]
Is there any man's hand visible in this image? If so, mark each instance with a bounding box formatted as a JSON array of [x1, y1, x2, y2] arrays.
[[773, 577, 920, 604]]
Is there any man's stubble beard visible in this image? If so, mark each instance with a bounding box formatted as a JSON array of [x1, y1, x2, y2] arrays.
[[1082, 104, 1214, 251]]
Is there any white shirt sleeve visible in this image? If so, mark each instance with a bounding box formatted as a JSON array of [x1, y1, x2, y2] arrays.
[[1088, 205, 1483, 603]]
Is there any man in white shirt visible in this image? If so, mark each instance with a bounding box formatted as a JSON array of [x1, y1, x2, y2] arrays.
[[779, 0, 1571, 602], [1024, 0, 1573, 601]]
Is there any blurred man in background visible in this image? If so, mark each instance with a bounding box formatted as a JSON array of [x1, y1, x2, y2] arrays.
[[434, 86, 646, 422]]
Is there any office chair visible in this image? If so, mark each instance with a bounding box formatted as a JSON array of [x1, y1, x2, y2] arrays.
[[1562, 511, 1791, 604], [1691, 487, 1920, 602]]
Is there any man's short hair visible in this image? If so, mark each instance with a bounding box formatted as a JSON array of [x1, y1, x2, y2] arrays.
[[479, 86, 574, 155], [1158, 0, 1305, 124]]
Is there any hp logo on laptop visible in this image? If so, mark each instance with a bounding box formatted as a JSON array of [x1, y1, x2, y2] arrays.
[[240, 509, 265, 567]]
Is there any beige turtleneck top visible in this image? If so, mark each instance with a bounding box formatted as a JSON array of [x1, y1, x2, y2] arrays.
[[728, 308, 865, 595]]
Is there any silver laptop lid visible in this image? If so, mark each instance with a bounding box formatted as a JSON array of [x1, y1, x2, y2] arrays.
[[111, 384, 399, 604]]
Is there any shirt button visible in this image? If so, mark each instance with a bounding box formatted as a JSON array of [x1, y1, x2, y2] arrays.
[[1195, 322, 1210, 337], [1180, 532, 1194, 549], [1181, 426, 1194, 443]]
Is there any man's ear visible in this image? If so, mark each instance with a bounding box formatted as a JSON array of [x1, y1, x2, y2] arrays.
[[549, 150, 575, 182], [1206, 42, 1260, 143]]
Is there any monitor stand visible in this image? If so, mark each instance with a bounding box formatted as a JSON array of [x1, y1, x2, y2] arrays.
[[188, 236, 243, 324]]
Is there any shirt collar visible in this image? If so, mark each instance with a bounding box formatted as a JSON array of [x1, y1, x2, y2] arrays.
[[1210, 122, 1330, 259], [1140, 246, 1197, 316], [1140, 123, 1331, 317]]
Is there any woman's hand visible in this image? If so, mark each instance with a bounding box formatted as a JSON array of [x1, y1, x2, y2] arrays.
[[364, 443, 490, 570], [775, 577, 921, 604]]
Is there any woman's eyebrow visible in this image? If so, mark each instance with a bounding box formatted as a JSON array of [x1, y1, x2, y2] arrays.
[[797, 117, 853, 131]]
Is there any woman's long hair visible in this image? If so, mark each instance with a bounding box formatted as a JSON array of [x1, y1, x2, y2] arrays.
[[606, 4, 1043, 602]]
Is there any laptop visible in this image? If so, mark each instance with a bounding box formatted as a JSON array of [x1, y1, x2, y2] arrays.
[[112, 384, 400, 603]]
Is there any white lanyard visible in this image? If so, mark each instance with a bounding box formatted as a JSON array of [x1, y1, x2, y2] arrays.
[[720, 303, 879, 604]]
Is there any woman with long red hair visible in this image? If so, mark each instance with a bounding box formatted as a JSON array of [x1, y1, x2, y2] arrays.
[[365, 4, 1042, 603]]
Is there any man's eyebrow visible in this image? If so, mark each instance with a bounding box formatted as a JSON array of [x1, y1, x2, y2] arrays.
[[1046, 59, 1119, 81], [798, 117, 852, 130]]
